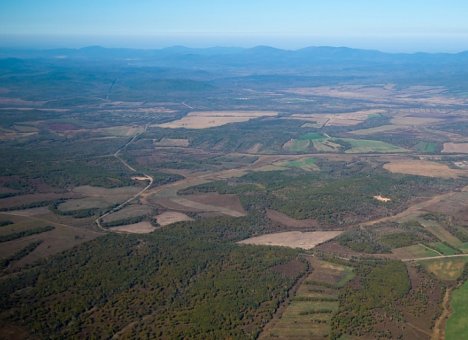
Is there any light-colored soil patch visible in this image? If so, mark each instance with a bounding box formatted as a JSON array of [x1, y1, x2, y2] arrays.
[[239, 231, 343, 250], [109, 221, 155, 234], [156, 111, 277, 129], [289, 109, 384, 127], [154, 138, 190, 147], [283, 85, 464, 105], [132, 176, 150, 181], [373, 195, 391, 202], [442, 143, 468, 154], [421, 258, 468, 281], [155, 211, 193, 226], [383, 160, 466, 178], [391, 116, 443, 126], [267, 209, 318, 228], [351, 124, 405, 135], [5, 207, 51, 216]]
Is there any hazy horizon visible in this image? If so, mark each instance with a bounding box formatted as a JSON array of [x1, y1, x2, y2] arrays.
[[1, 0, 467, 53], [1, 34, 467, 54]]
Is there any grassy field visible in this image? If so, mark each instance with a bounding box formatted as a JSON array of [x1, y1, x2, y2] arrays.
[[420, 257, 468, 281], [446, 281, 468, 340], [415, 141, 438, 153], [392, 244, 440, 259], [419, 219, 464, 249], [428, 242, 460, 255]]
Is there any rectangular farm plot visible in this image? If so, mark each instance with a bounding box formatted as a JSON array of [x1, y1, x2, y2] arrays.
[[238, 231, 343, 250], [263, 258, 354, 339], [156, 111, 277, 129]]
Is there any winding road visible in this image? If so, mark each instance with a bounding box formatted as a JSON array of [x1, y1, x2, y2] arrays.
[[94, 124, 154, 231]]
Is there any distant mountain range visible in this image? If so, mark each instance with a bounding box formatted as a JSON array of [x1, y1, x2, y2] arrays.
[[1, 45, 467, 65]]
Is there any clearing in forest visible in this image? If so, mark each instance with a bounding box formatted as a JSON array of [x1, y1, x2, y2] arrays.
[[109, 221, 155, 234], [383, 160, 466, 178], [261, 257, 353, 339], [155, 211, 193, 226], [238, 231, 342, 250]]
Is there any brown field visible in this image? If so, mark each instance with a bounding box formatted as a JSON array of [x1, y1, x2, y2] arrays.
[[58, 185, 141, 212], [155, 211, 193, 226], [390, 116, 443, 126], [154, 138, 190, 147], [283, 85, 464, 105], [351, 124, 407, 135], [173, 194, 246, 217], [266, 209, 318, 229], [0, 192, 78, 210], [383, 159, 466, 178], [101, 205, 151, 224], [109, 221, 155, 234], [155, 111, 277, 129], [0, 214, 102, 268], [238, 231, 343, 249], [442, 143, 468, 154], [289, 109, 384, 127]]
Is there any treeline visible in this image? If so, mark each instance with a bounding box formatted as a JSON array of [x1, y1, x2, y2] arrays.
[[0, 225, 54, 243], [0, 240, 42, 269], [0, 220, 13, 227]]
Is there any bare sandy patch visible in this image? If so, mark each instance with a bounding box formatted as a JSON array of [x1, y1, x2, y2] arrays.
[[156, 111, 277, 129], [155, 211, 193, 226], [373, 195, 391, 202], [154, 138, 189, 147], [383, 160, 466, 178], [110, 221, 155, 234], [442, 143, 468, 154], [238, 231, 343, 250], [132, 176, 150, 181]]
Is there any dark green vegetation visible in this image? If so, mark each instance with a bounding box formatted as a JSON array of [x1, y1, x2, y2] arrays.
[[330, 260, 414, 339], [0, 216, 304, 338], [0, 220, 13, 227], [0, 225, 54, 243], [182, 165, 457, 225]]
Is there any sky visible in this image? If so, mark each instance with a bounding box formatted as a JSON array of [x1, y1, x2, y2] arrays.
[[1, 0, 467, 52]]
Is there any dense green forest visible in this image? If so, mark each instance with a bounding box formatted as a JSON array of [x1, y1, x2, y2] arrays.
[[0, 215, 304, 338]]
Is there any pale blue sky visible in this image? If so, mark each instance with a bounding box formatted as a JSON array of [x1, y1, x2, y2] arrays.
[[1, 0, 467, 51]]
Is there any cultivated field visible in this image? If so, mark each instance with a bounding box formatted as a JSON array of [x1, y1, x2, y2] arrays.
[[156, 111, 278, 129], [239, 231, 342, 249], [262, 257, 354, 339], [109, 221, 155, 234], [383, 159, 466, 178], [155, 211, 193, 226], [443, 143, 468, 154]]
